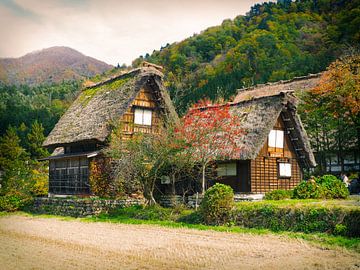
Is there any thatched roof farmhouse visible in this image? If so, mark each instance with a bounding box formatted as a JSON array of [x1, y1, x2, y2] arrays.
[[43, 64, 178, 195], [206, 74, 320, 193]]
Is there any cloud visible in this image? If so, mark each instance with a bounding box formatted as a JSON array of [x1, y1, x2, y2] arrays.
[[0, 0, 265, 65], [0, 0, 40, 20]]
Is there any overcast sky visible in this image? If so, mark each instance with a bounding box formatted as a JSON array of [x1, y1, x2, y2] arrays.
[[0, 0, 266, 65]]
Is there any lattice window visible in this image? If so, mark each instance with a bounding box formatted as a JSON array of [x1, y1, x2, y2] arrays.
[[217, 162, 237, 176], [49, 157, 90, 195]]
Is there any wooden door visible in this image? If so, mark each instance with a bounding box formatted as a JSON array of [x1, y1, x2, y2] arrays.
[[238, 161, 251, 192]]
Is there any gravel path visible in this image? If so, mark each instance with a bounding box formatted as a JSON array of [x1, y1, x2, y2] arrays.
[[0, 215, 359, 270]]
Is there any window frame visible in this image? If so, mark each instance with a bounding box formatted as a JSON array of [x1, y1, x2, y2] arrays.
[[134, 107, 153, 126], [278, 162, 292, 178]]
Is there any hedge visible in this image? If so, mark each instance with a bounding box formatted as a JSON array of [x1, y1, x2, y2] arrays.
[[234, 204, 360, 237]]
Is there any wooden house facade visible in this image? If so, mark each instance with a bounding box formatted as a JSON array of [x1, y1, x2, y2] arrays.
[[214, 74, 320, 193], [42, 64, 178, 195]]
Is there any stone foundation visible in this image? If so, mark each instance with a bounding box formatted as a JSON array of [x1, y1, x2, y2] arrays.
[[31, 197, 144, 217]]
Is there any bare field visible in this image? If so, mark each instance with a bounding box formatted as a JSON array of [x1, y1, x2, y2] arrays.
[[0, 215, 359, 270]]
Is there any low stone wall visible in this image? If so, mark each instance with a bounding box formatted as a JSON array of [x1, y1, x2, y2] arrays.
[[31, 197, 144, 217], [158, 195, 183, 207], [187, 194, 203, 208]]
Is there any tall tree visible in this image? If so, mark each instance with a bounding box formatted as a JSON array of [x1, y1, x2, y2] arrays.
[[27, 120, 49, 159]]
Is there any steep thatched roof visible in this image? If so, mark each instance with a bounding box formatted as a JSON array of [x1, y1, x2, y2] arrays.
[[233, 73, 321, 103], [43, 66, 178, 148], [229, 92, 316, 168], [226, 74, 320, 168], [192, 74, 319, 168]]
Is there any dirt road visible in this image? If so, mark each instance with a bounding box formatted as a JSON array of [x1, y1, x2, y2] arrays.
[[0, 215, 359, 270]]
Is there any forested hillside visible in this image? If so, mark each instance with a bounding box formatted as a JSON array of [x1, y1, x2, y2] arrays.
[[133, 0, 360, 113], [0, 81, 80, 136]]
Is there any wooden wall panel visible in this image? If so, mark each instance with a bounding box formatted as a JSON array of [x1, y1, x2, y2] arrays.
[[250, 157, 301, 193], [250, 115, 302, 193], [116, 86, 165, 140]]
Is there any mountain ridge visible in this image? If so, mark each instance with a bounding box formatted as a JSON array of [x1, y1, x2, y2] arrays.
[[0, 46, 113, 86]]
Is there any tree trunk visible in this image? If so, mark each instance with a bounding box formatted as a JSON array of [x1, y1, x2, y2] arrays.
[[201, 164, 206, 195], [171, 174, 176, 195]]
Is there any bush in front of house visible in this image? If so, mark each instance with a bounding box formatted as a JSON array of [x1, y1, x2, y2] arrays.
[[200, 183, 234, 225], [316, 174, 349, 199], [293, 175, 349, 199], [264, 189, 293, 200], [0, 190, 33, 212], [293, 178, 323, 199]]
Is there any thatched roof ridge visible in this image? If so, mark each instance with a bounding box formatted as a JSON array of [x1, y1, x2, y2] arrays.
[[233, 73, 322, 103], [43, 66, 177, 148]]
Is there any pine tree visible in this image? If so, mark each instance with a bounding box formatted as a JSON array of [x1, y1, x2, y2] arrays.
[[27, 120, 49, 159], [0, 126, 30, 193]]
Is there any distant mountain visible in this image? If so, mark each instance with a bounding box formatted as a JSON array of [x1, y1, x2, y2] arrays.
[[0, 46, 113, 85]]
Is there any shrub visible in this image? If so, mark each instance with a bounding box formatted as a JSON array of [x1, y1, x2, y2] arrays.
[[0, 191, 33, 212], [31, 168, 48, 196], [293, 178, 323, 199], [293, 175, 349, 199], [316, 175, 349, 199], [264, 189, 293, 200], [333, 224, 348, 236], [200, 183, 234, 225]]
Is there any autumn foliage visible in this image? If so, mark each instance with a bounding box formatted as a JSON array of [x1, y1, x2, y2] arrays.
[[311, 55, 360, 119], [177, 99, 244, 193]]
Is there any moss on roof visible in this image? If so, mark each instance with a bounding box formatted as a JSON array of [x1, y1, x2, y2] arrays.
[[79, 77, 131, 106]]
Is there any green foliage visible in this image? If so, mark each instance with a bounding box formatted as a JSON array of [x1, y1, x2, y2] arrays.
[[0, 125, 49, 210], [30, 165, 49, 197], [316, 175, 349, 199], [0, 191, 33, 212], [293, 179, 323, 199], [27, 120, 49, 159], [333, 224, 348, 236], [235, 203, 360, 237], [293, 175, 349, 199], [133, 0, 360, 114], [107, 126, 195, 204], [264, 189, 293, 200], [200, 183, 234, 225], [0, 81, 80, 136]]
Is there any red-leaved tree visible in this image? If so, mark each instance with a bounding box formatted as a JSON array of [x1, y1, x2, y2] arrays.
[[177, 99, 245, 194]]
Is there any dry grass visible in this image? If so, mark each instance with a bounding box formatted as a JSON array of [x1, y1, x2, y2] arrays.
[[0, 215, 359, 270]]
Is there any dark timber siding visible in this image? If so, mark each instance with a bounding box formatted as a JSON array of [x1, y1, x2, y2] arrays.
[[49, 157, 90, 195]]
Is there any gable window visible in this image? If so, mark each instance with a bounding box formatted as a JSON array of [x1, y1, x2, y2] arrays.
[[268, 130, 284, 149], [278, 163, 291, 178], [134, 108, 152, 126], [217, 162, 237, 177]]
